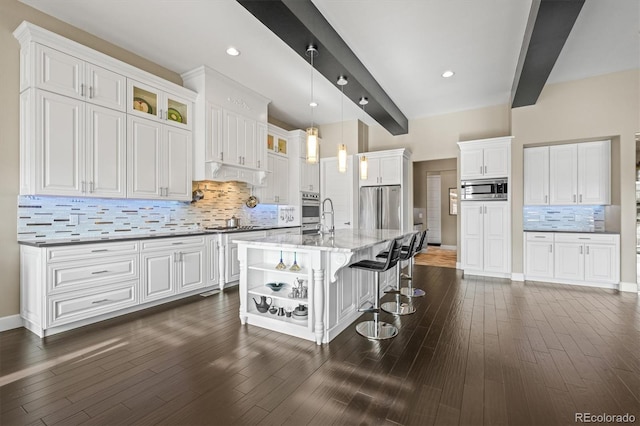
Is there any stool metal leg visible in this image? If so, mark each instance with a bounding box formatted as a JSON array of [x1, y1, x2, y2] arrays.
[[381, 263, 416, 315], [356, 270, 398, 340], [400, 257, 426, 297]]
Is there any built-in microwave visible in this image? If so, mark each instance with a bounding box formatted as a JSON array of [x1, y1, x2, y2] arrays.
[[460, 178, 508, 201]]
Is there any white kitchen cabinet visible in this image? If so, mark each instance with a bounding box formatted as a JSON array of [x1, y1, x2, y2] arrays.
[[524, 232, 554, 279], [32, 44, 126, 111], [258, 153, 289, 204], [128, 79, 191, 130], [140, 236, 206, 302], [461, 201, 510, 276], [205, 102, 223, 163], [548, 141, 610, 205], [359, 155, 401, 186], [300, 158, 320, 193], [127, 115, 192, 201], [20, 89, 126, 198], [523, 146, 550, 205], [267, 125, 289, 157], [20, 240, 140, 337], [221, 110, 262, 169], [224, 231, 267, 284], [458, 136, 511, 180], [524, 232, 620, 287]]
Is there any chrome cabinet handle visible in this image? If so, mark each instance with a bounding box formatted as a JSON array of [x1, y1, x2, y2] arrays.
[[220, 152, 224, 161], [91, 270, 109, 275], [545, 195, 548, 203], [484, 165, 487, 174], [586, 246, 590, 255], [92, 299, 110, 304], [579, 194, 583, 203], [549, 244, 552, 253], [172, 242, 184, 245], [480, 166, 483, 174], [479, 206, 483, 214], [80, 84, 85, 97], [81, 181, 86, 193], [580, 246, 583, 254], [89, 86, 94, 99], [344, 222, 351, 225], [573, 194, 577, 202], [90, 182, 94, 193], [91, 249, 108, 253], [257, 160, 260, 168]]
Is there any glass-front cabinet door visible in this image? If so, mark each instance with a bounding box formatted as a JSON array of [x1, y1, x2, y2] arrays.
[[128, 80, 190, 130]]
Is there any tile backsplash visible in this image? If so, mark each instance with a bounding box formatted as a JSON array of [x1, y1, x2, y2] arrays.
[[18, 181, 298, 241], [523, 205, 605, 232]]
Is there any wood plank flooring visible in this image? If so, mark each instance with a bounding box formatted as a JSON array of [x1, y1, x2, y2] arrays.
[[415, 247, 457, 269], [1, 266, 638, 425]]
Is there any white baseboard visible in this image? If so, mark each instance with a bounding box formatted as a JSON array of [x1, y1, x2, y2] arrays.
[[619, 281, 638, 293], [511, 273, 525, 282], [456, 262, 462, 270], [439, 245, 457, 251], [0, 315, 23, 333]]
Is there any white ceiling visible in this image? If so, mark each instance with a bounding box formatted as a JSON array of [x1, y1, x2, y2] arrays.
[[19, 0, 640, 132]]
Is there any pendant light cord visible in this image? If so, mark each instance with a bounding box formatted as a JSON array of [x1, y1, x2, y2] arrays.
[[310, 48, 314, 128]]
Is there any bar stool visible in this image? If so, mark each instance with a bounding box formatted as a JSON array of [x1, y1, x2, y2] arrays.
[[376, 232, 419, 315], [400, 230, 427, 298], [349, 237, 404, 340]]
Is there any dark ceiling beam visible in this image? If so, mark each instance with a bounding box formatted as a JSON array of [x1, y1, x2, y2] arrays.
[[237, 0, 409, 135], [511, 0, 585, 108]]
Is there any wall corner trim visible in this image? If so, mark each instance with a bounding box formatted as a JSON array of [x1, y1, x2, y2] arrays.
[[0, 315, 24, 333], [618, 281, 638, 293]]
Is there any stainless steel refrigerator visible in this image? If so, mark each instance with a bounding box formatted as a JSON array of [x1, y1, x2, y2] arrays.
[[359, 185, 401, 230]]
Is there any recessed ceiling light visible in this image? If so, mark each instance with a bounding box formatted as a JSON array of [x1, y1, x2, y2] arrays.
[[442, 70, 455, 78], [226, 47, 240, 56], [309, 101, 318, 108]]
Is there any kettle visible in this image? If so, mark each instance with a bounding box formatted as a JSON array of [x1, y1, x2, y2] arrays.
[[253, 296, 272, 313], [226, 215, 240, 228]]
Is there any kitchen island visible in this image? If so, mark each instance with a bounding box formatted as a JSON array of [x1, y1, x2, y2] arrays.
[[235, 229, 408, 345]]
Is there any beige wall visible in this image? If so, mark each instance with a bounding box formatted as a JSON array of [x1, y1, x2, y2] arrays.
[[318, 120, 359, 158], [512, 69, 639, 284], [413, 159, 458, 247], [368, 103, 511, 161], [0, 0, 182, 318]]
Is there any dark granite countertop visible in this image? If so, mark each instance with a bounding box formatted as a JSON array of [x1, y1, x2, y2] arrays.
[[18, 225, 300, 248]]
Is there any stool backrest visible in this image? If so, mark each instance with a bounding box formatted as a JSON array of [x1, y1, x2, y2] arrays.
[[381, 237, 404, 271], [400, 232, 419, 261], [414, 230, 427, 253]]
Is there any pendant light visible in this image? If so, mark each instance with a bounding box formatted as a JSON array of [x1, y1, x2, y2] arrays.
[[306, 45, 319, 164], [359, 97, 369, 179], [337, 75, 348, 173]]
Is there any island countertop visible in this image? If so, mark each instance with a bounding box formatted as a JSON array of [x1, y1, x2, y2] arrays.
[[233, 229, 409, 253]]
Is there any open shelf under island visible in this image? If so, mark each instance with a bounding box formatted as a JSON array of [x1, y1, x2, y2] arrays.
[[234, 229, 409, 345]]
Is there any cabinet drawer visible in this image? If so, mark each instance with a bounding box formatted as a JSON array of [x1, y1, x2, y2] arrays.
[[48, 281, 138, 327], [140, 236, 206, 251], [525, 232, 553, 242], [48, 255, 138, 294], [554, 233, 618, 244], [47, 241, 139, 263]]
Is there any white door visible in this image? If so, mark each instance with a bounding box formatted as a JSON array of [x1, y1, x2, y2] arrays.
[[525, 241, 554, 278], [554, 242, 584, 280], [585, 244, 616, 283], [141, 251, 175, 302], [127, 116, 162, 199], [460, 148, 484, 180], [426, 175, 441, 244], [482, 145, 509, 178], [461, 202, 483, 270], [164, 126, 192, 201], [177, 248, 206, 293], [35, 45, 83, 99], [222, 111, 239, 165], [86, 104, 126, 198], [379, 155, 401, 185], [578, 141, 610, 205], [549, 144, 578, 205], [36, 90, 84, 196], [321, 157, 354, 229], [524, 146, 549, 205], [85, 63, 126, 111], [483, 202, 509, 273]]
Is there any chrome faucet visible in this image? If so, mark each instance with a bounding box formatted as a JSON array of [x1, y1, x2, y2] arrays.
[[321, 198, 335, 237]]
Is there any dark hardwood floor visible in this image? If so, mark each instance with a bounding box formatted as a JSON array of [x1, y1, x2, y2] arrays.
[[1, 265, 638, 425]]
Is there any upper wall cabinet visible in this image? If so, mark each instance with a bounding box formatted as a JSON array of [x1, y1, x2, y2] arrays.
[[181, 66, 270, 183], [14, 21, 197, 201], [28, 44, 127, 112], [128, 80, 191, 130], [458, 136, 512, 180], [524, 140, 610, 206]]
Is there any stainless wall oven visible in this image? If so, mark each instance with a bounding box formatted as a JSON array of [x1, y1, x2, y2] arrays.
[[301, 191, 320, 235]]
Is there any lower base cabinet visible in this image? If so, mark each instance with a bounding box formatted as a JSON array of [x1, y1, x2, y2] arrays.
[[524, 232, 620, 287]]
